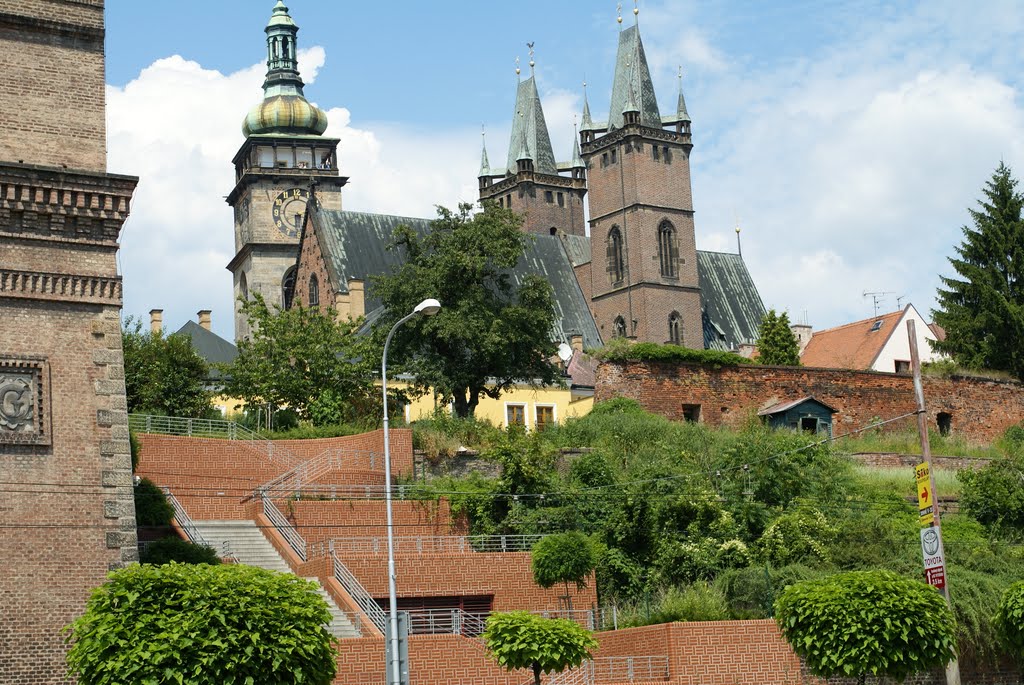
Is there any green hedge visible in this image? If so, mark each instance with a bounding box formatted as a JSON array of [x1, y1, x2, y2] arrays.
[[595, 340, 751, 367]]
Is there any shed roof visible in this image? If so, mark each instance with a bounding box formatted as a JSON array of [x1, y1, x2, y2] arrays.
[[758, 396, 838, 416]]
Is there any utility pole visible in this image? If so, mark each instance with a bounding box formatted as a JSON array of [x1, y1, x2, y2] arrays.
[[908, 319, 961, 685]]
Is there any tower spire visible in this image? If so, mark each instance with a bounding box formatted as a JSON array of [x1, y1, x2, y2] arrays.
[[479, 125, 490, 177], [676, 66, 691, 123], [504, 53, 557, 175], [571, 118, 585, 170], [581, 80, 594, 131], [606, 14, 661, 130]]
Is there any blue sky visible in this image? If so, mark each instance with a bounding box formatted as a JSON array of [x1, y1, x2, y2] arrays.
[[105, 1, 1024, 341]]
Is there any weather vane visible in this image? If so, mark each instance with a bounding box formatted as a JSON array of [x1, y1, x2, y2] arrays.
[[527, 41, 535, 70], [515, 55, 520, 76]]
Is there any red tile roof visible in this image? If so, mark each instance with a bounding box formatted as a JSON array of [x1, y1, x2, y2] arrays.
[[800, 309, 904, 370]]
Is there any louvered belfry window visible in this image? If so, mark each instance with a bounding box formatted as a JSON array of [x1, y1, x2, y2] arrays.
[[669, 312, 682, 344], [613, 316, 627, 338], [658, 221, 678, 278], [607, 226, 625, 284]]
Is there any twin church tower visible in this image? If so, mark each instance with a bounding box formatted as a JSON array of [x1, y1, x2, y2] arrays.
[[229, 2, 711, 348]]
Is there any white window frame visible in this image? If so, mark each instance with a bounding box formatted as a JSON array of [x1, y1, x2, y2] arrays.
[[504, 402, 528, 429], [534, 403, 557, 430]]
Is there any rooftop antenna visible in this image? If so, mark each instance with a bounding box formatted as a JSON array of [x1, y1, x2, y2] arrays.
[[896, 294, 906, 309], [863, 290, 894, 317]]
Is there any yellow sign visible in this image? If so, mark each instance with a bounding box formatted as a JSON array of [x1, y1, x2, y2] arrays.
[[916, 462, 934, 526]]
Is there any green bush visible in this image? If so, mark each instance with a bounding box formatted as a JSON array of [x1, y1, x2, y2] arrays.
[[621, 583, 731, 626], [959, 456, 1024, 528], [532, 532, 598, 595], [654, 539, 720, 585], [995, 580, 1024, 658], [66, 563, 337, 685], [716, 564, 823, 619], [594, 338, 751, 366], [140, 537, 222, 565], [129, 432, 140, 471], [483, 611, 597, 685], [133, 477, 173, 528], [758, 506, 836, 566]]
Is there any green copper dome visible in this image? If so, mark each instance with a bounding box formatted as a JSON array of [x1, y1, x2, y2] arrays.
[[243, 95, 328, 136]]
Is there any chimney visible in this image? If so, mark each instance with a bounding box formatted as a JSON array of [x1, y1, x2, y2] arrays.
[[347, 279, 365, 319], [790, 323, 813, 353], [570, 333, 584, 354], [149, 309, 163, 335], [197, 310, 212, 331]]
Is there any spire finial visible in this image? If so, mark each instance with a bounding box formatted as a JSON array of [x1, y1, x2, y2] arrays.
[[527, 42, 535, 73], [617, 3, 623, 26], [678, 65, 683, 90], [634, 0, 639, 23], [515, 56, 521, 78]]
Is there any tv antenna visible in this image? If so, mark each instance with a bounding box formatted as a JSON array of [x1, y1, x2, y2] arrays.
[[862, 290, 894, 317]]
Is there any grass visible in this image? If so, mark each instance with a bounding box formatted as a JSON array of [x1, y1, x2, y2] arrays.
[[834, 427, 1003, 460], [851, 464, 962, 499]]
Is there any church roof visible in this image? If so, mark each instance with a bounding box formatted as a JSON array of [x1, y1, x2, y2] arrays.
[[697, 251, 766, 351], [307, 208, 603, 350], [505, 76, 558, 175], [607, 25, 662, 131], [174, 320, 238, 380]]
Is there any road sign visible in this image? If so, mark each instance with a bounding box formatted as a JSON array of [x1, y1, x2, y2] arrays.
[[920, 526, 946, 591], [916, 462, 934, 526]]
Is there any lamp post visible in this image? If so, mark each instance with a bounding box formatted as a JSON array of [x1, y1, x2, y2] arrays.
[[381, 297, 441, 685]]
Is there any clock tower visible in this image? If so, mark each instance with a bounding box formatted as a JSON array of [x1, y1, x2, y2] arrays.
[[226, 1, 347, 340]]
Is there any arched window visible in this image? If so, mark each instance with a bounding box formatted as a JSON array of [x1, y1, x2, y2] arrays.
[[613, 316, 627, 338], [658, 221, 678, 278], [309, 274, 320, 307], [239, 272, 249, 301], [607, 226, 625, 284], [668, 311, 682, 345], [282, 266, 297, 310]]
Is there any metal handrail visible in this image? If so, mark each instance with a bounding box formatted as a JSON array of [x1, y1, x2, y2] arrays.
[[129, 413, 301, 467], [261, 495, 307, 561], [331, 551, 388, 633], [548, 657, 671, 685], [255, 447, 384, 499], [307, 534, 542, 557], [405, 608, 489, 638], [161, 486, 234, 560]]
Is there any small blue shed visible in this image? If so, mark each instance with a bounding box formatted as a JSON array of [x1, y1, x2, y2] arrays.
[[758, 397, 838, 437]]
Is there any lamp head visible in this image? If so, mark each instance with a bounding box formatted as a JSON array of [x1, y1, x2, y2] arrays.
[[413, 298, 442, 317]]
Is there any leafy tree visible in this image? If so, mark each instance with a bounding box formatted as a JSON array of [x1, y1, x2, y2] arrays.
[[995, 580, 1024, 658], [66, 563, 336, 685], [133, 477, 173, 528], [139, 537, 222, 565], [225, 294, 374, 425], [483, 611, 597, 685], [122, 317, 211, 417], [933, 162, 1024, 378], [370, 202, 559, 418], [756, 309, 801, 366], [532, 532, 598, 609], [959, 455, 1024, 528], [775, 570, 957, 684]]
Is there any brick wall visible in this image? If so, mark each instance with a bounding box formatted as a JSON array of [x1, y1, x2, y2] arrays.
[[596, 360, 1024, 443], [0, 0, 106, 172]]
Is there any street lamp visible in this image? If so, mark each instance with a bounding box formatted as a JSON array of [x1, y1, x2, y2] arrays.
[[381, 297, 441, 685]]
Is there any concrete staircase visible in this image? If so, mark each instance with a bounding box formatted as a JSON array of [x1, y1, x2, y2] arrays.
[[193, 520, 361, 638]]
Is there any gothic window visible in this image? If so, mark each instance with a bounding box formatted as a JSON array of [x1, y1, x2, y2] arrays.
[[607, 226, 625, 284], [545, 190, 554, 204], [658, 221, 678, 278], [669, 311, 682, 345], [239, 272, 249, 301], [282, 266, 297, 310], [613, 316, 627, 338], [309, 274, 320, 307]]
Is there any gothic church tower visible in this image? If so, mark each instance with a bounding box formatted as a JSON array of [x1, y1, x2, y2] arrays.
[[581, 10, 699, 346], [478, 51, 587, 237], [226, 1, 347, 340]]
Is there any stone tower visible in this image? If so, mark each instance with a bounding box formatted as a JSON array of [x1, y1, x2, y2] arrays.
[[581, 15, 700, 346], [226, 0, 347, 340], [0, 0, 139, 681], [478, 52, 587, 237]]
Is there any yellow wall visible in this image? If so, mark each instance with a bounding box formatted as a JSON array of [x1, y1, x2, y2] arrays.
[[402, 382, 593, 428]]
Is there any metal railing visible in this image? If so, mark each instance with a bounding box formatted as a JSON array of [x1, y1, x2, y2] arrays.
[[161, 486, 234, 560], [331, 552, 387, 634], [308, 534, 542, 557], [255, 447, 384, 499], [405, 608, 489, 638], [548, 657, 670, 685], [130, 413, 300, 467], [261, 495, 307, 561]]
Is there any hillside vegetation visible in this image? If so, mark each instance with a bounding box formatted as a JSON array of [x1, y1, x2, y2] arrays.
[[411, 399, 1024, 660]]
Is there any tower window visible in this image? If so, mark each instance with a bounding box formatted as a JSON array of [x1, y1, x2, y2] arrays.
[[545, 190, 554, 204], [601, 153, 609, 167], [607, 226, 625, 284], [557, 192, 564, 207], [658, 220, 678, 278], [653, 146, 660, 161], [663, 146, 671, 163], [613, 316, 627, 338], [309, 274, 319, 307], [239, 272, 249, 301], [506, 194, 512, 207], [669, 312, 682, 345], [282, 266, 297, 310], [610, 148, 617, 164]]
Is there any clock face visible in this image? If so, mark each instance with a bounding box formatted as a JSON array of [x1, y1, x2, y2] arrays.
[[271, 187, 309, 238]]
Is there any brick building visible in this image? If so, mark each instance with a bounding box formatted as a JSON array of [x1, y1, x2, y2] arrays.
[[0, 0, 139, 681]]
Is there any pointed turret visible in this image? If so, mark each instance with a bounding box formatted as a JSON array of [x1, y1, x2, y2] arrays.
[[606, 24, 661, 131], [676, 69, 691, 123], [479, 128, 491, 177], [504, 57, 557, 175], [571, 124, 585, 180]]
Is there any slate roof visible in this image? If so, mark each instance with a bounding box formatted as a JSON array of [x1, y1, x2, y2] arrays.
[[607, 25, 662, 131], [800, 308, 905, 370], [697, 251, 766, 351], [174, 321, 238, 380], [504, 75, 558, 176], [308, 208, 603, 350], [758, 396, 838, 416]]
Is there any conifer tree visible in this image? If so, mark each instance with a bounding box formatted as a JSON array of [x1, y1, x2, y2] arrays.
[[756, 309, 801, 366], [933, 163, 1024, 378]]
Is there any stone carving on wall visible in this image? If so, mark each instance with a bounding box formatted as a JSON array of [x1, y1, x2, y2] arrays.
[[0, 358, 49, 446]]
